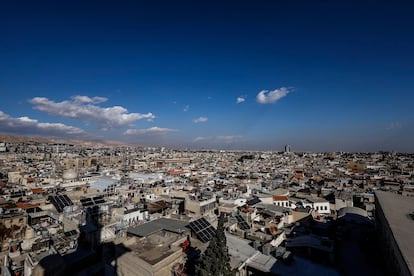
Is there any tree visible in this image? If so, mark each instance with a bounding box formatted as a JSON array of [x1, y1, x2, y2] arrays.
[[196, 214, 234, 276]]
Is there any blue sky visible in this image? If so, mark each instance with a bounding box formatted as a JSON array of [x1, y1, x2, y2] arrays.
[[1, 1, 414, 152]]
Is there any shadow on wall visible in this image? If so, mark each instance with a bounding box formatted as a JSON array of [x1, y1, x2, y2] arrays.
[[32, 205, 131, 276]]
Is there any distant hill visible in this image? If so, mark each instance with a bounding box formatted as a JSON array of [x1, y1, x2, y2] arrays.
[[0, 133, 54, 143], [0, 133, 129, 147]]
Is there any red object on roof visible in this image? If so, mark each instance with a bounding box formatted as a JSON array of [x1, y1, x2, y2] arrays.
[[269, 226, 278, 235], [273, 196, 288, 201], [295, 173, 303, 179], [32, 188, 44, 194], [16, 202, 40, 209], [180, 240, 190, 252], [167, 169, 184, 175]]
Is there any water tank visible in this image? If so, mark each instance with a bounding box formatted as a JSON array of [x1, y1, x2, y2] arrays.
[[25, 227, 35, 239], [262, 244, 272, 256]]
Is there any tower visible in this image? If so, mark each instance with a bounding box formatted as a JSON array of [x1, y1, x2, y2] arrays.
[[284, 144, 291, 153]]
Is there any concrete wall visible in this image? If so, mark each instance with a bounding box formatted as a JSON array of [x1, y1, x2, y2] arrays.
[[375, 197, 412, 276], [185, 197, 216, 216], [314, 202, 330, 214]]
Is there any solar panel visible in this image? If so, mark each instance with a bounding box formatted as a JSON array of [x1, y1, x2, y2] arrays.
[[64, 230, 78, 237], [10, 191, 25, 198], [50, 195, 74, 213], [234, 214, 250, 230], [246, 197, 261, 206], [188, 217, 216, 243], [80, 198, 94, 207], [80, 196, 106, 207], [92, 196, 105, 204]]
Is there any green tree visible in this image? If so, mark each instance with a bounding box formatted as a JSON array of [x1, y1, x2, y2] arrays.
[[196, 214, 234, 276]]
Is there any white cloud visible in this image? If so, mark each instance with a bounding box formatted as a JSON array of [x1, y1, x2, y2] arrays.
[[29, 96, 155, 128], [124, 127, 177, 136], [72, 95, 108, 104], [387, 122, 402, 130], [256, 87, 290, 104], [193, 135, 242, 143], [193, 117, 208, 123], [217, 135, 242, 142], [0, 111, 87, 138], [236, 96, 246, 104], [183, 105, 190, 112], [193, 136, 207, 142]]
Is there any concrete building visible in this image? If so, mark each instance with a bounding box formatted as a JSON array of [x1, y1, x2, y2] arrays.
[[121, 218, 190, 276], [226, 233, 278, 275], [375, 191, 414, 276], [0, 201, 27, 251], [302, 197, 331, 215], [334, 191, 353, 211], [284, 145, 291, 153], [185, 197, 216, 217], [273, 195, 290, 208]]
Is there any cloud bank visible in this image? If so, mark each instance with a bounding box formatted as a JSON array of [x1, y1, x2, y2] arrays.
[[29, 96, 155, 128], [124, 127, 177, 136], [193, 135, 242, 143], [0, 111, 88, 138]]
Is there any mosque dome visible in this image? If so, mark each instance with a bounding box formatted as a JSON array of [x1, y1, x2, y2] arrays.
[[62, 169, 77, 180]]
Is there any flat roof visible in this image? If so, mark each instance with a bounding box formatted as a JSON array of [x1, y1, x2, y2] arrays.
[[127, 218, 189, 237], [226, 233, 277, 272], [375, 191, 414, 274], [305, 196, 328, 203], [219, 203, 238, 209], [124, 234, 183, 265], [89, 177, 117, 191], [256, 203, 290, 213]]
